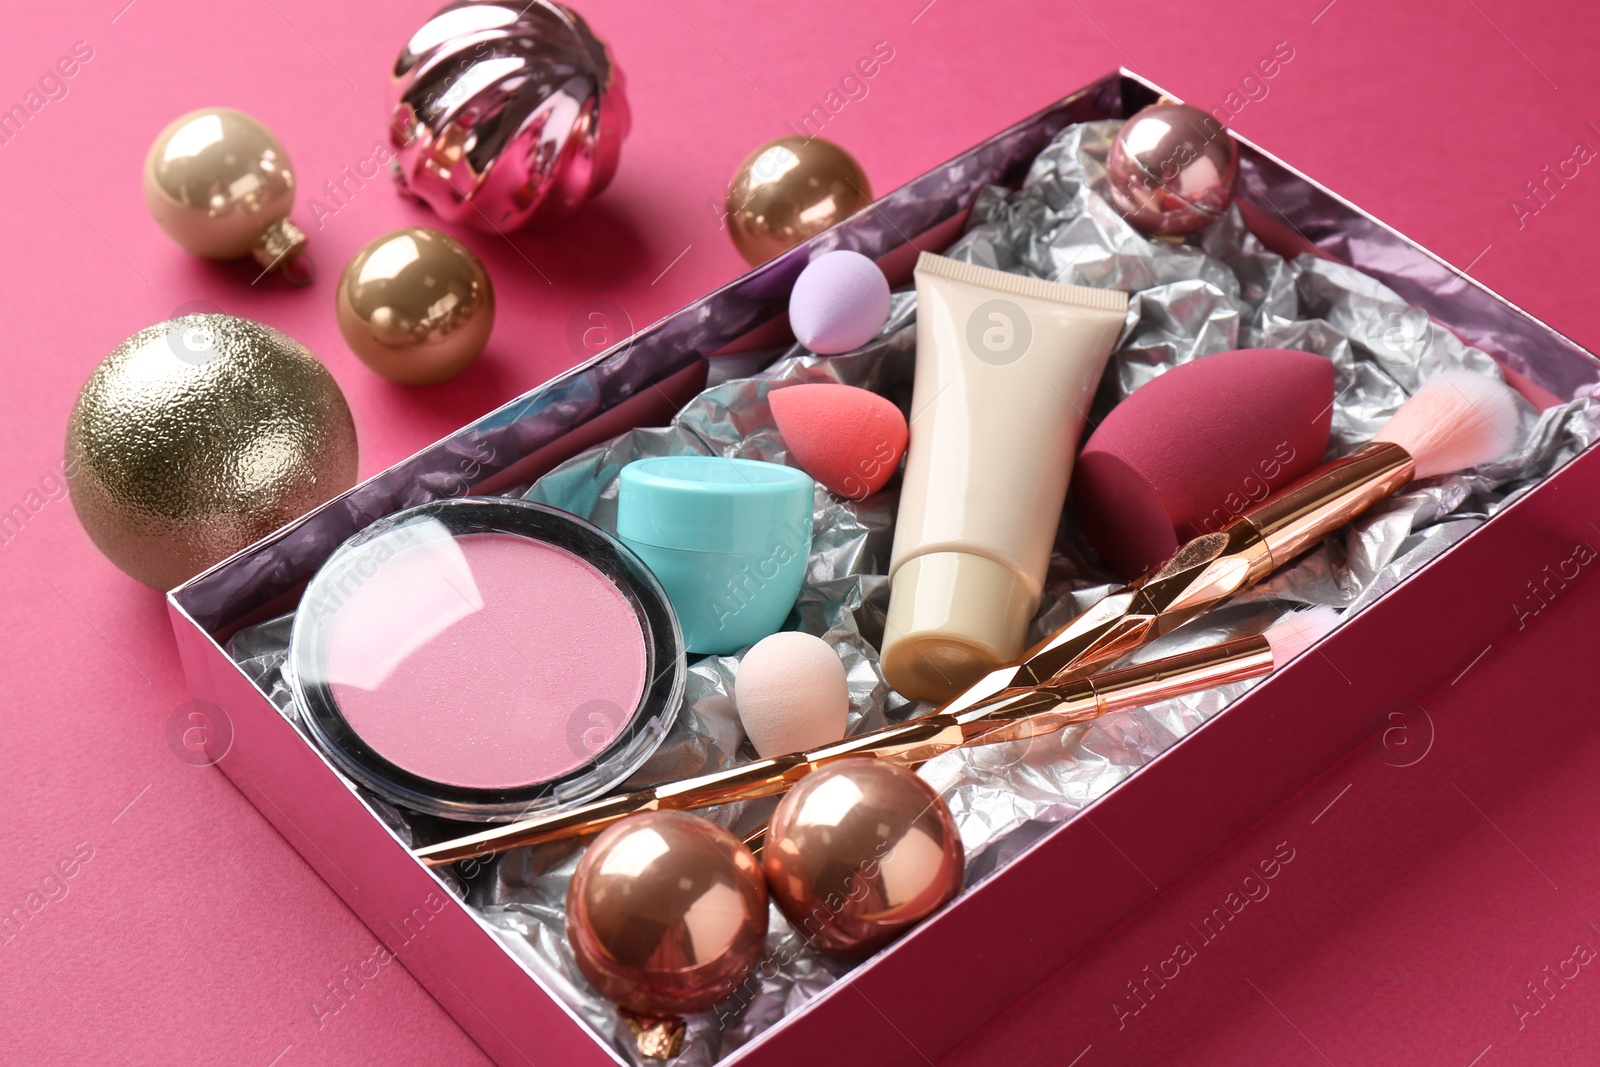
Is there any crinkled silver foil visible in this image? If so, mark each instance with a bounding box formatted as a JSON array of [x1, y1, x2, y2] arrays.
[[229, 120, 1600, 1064]]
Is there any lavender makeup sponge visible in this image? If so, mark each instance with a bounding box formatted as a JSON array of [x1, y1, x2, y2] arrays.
[[734, 632, 849, 758], [788, 250, 892, 355], [1072, 349, 1335, 579]]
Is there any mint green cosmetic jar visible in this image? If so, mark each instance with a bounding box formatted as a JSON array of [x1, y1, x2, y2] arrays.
[[616, 456, 814, 655]]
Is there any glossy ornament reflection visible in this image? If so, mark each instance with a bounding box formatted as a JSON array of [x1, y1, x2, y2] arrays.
[[65, 315, 358, 589], [143, 108, 308, 277], [763, 758, 963, 958], [335, 227, 495, 384], [726, 136, 872, 265], [389, 0, 630, 231], [1106, 101, 1239, 237], [566, 811, 768, 1058]]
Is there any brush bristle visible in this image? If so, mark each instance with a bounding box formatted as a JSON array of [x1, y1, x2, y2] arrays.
[[1262, 606, 1340, 665], [1372, 370, 1520, 479]]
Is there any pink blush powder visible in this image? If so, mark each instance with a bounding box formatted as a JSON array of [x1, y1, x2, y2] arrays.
[[324, 531, 648, 791]]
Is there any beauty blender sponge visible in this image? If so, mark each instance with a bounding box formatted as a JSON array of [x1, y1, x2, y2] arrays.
[[788, 250, 892, 355], [735, 632, 849, 758], [1072, 349, 1335, 579], [770, 383, 908, 499]]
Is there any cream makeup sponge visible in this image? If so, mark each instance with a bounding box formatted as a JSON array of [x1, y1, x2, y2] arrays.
[[734, 632, 849, 758]]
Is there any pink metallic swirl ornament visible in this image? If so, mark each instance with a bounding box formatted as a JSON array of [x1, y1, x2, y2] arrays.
[[388, 0, 629, 232], [1106, 101, 1239, 237], [763, 758, 963, 959], [566, 812, 767, 1058]]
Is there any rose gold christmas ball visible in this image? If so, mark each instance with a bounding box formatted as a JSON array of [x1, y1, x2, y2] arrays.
[[334, 227, 494, 385], [726, 136, 872, 265], [1106, 102, 1239, 237], [763, 758, 963, 958], [566, 811, 768, 1019]]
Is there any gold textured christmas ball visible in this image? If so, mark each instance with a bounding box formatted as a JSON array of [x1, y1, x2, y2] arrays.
[[66, 315, 358, 590], [334, 228, 495, 385], [143, 107, 307, 274], [726, 136, 872, 265]]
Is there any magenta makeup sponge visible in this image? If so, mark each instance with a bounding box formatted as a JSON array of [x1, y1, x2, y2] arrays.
[[1072, 349, 1335, 579], [770, 383, 908, 500], [788, 250, 892, 355]]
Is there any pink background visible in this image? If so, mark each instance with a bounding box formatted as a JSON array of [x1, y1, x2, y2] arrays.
[[3, 0, 1598, 1063]]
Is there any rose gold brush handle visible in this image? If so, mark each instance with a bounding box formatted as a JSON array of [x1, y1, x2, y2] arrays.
[[958, 634, 1271, 746], [415, 717, 975, 867], [414, 636, 1275, 867], [1246, 441, 1414, 564], [943, 441, 1412, 716]]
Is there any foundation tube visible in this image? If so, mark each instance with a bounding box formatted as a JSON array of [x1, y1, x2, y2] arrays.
[[882, 253, 1128, 702]]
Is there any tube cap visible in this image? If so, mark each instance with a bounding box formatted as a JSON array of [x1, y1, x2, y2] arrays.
[[880, 552, 1036, 703]]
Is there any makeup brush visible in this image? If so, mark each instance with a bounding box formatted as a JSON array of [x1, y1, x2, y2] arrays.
[[941, 370, 1520, 718], [415, 608, 1337, 866]]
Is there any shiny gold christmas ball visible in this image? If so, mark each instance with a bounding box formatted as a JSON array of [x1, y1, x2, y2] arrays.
[[763, 758, 964, 958], [66, 315, 358, 590], [334, 228, 495, 385], [726, 136, 872, 266], [144, 107, 307, 275]]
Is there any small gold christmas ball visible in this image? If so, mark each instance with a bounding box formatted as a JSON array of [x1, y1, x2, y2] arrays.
[[726, 136, 872, 266], [144, 107, 307, 273], [66, 315, 358, 590], [334, 228, 495, 385]]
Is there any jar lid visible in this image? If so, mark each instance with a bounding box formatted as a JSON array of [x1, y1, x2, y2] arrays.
[[617, 456, 814, 554]]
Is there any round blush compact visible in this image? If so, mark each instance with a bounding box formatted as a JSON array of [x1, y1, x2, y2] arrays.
[[289, 498, 685, 821]]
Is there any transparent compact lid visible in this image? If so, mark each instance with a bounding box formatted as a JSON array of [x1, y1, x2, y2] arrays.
[[288, 497, 685, 822]]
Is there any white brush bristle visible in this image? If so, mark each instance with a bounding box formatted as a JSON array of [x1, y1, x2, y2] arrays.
[[1262, 606, 1340, 665], [1372, 370, 1520, 479]]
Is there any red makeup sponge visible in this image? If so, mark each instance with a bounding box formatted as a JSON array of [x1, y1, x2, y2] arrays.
[[1072, 349, 1335, 579], [770, 383, 908, 500]]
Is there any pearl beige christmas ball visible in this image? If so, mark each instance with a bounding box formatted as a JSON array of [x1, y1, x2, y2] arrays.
[[143, 107, 308, 275], [726, 136, 872, 265], [66, 315, 358, 590], [335, 228, 495, 385], [1106, 101, 1240, 237]]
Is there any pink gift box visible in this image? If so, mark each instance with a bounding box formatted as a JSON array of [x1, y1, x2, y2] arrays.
[[167, 70, 1600, 1065]]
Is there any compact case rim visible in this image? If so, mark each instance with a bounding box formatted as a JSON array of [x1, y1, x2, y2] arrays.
[[287, 496, 685, 823]]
